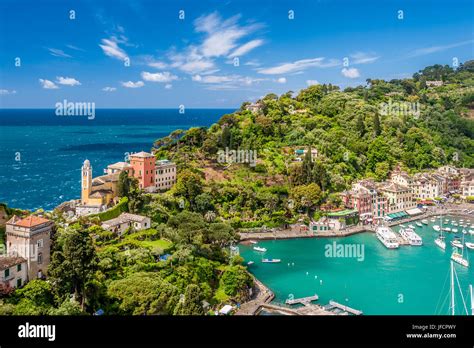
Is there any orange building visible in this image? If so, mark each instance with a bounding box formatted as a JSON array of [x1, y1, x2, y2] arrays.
[[129, 151, 156, 191]]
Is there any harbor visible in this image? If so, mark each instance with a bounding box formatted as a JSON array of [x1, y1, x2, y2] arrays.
[[240, 214, 474, 315]]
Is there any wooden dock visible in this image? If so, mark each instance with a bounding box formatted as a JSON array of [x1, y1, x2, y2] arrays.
[[327, 300, 363, 315], [285, 294, 319, 306]]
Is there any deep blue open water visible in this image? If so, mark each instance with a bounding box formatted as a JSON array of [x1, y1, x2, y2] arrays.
[[0, 109, 231, 210]]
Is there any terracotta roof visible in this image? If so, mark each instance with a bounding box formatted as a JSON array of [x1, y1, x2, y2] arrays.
[[107, 162, 132, 170], [0, 256, 27, 270], [7, 215, 50, 228]]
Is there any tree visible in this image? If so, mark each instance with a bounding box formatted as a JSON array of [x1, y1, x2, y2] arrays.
[[174, 170, 203, 206], [219, 265, 253, 301], [173, 284, 204, 315], [117, 171, 131, 198], [48, 224, 98, 311], [291, 183, 323, 213], [356, 114, 366, 136], [373, 113, 381, 136]]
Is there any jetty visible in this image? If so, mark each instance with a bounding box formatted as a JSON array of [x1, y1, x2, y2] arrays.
[[325, 300, 363, 315], [285, 294, 319, 306]]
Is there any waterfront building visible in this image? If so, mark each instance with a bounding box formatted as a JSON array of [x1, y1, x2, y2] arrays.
[[461, 178, 474, 199], [341, 180, 387, 222], [155, 159, 177, 191], [0, 256, 27, 290], [5, 215, 54, 281], [379, 182, 416, 213], [309, 218, 335, 233], [129, 151, 156, 192], [101, 212, 151, 235]]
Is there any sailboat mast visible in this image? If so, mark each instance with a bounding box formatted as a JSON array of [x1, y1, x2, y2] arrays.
[[470, 284, 474, 316], [451, 261, 455, 316]]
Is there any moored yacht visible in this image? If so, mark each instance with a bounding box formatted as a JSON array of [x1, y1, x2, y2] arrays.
[[253, 246, 267, 252], [435, 235, 446, 250], [398, 228, 423, 246], [451, 249, 469, 268], [416, 222, 423, 227], [376, 226, 399, 249], [433, 225, 441, 232], [421, 219, 429, 225]]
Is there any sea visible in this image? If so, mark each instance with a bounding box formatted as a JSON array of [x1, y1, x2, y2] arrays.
[[0, 109, 232, 210], [240, 217, 474, 315]]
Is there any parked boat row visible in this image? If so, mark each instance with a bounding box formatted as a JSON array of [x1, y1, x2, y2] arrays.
[[399, 228, 423, 246]]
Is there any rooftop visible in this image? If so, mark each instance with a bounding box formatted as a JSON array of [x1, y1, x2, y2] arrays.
[[129, 151, 154, 159], [0, 256, 27, 270], [7, 215, 51, 228], [101, 212, 149, 227], [107, 162, 132, 170]]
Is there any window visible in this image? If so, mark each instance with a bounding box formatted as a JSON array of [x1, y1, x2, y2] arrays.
[[37, 239, 43, 248], [38, 253, 43, 265], [5, 268, 10, 278], [17, 264, 21, 272], [16, 278, 22, 287]]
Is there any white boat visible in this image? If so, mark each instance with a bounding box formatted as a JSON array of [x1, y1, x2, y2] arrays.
[[253, 246, 267, 252], [262, 258, 281, 263], [452, 228, 459, 233], [416, 222, 423, 227], [408, 224, 415, 229], [399, 224, 406, 228], [421, 219, 429, 225], [452, 222, 458, 226], [399, 228, 423, 246], [443, 227, 452, 232], [376, 226, 399, 249], [451, 240, 463, 249], [451, 250, 469, 268], [469, 230, 474, 235], [247, 261, 254, 265], [435, 236, 446, 250], [430, 219, 436, 222], [249, 240, 258, 244], [466, 242, 474, 250], [462, 229, 467, 234], [433, 225, 441, 232]]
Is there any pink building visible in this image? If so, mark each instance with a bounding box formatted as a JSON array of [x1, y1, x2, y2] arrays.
[[129, 151, 156, 191]]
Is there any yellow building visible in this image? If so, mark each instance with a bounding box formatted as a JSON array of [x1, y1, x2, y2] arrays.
[[81, 159, 120, 207]]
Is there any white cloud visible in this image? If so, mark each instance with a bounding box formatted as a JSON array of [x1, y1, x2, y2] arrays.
[[39, 79, 59, 89], [406, 40, 474, 58], [192, 75, 202, 82], [306, 80, 319, 86], [0, 89, 16, 95], [141, 71, 178, 83], [165, 84, 172, 89], [47, 48, 72, 58], [244, 60, 260, 67], [228, 39, 264, 58], [148, 61, 168, 69], [276, 77, 287, 84], [258, 57, 339, 75], [341, 68, 360, 78], [121, 81, 144, 88], [66, 44, 84, 51], [102, 87, 117, 92], [99, 37, 128, 61], [56, 76, 81, 86], [192, 74, 266, 90], [350, 52, 380, 64]]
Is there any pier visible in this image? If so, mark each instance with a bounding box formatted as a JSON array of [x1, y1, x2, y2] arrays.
[[285, 294, 319, 306], [326, 300, 363, 315]]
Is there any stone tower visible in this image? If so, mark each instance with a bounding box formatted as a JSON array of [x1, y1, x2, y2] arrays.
[[81, 159, 92, 205]]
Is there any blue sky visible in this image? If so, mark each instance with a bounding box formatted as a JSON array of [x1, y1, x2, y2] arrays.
[[0, 0, 473, 108]]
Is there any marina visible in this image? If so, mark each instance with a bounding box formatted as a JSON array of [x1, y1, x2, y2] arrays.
[[240, 215, 474, 315]]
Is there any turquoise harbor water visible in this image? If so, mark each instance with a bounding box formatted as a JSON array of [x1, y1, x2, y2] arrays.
[[240, 216, 474, 315]]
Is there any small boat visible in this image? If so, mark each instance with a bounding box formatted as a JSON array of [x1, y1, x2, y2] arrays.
[[465, 242, 474, 250], [249, 240, 258, 244], [421, 219, 429, 225], [433, 225, 441, 232], [247, 261, 254, 265], [443, 227, 451, 232], [462, 229, 467, 234], [452, 222, 458, 227], [416, 222, 423, 227], [435, 235, 446, 250], [262, 258, 281, 263], [451, 249, 469, 268], [451, 240, 463, 249], [430, 219, 436, 222], [399, 228, 423, 246], [469, 230, 474, 235], [253, 246, 267, 252], [399, 224, 406, 228], [408, 224, 415, 229], [452, 228, 459, 233]]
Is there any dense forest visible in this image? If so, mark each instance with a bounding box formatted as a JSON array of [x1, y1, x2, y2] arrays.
[[1, 62, 473, 316]]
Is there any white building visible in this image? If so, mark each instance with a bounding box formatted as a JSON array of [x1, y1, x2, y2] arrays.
[[155, 160, 177, 191], [0, 256, 27, 290], [101, 212, 151, 235]]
